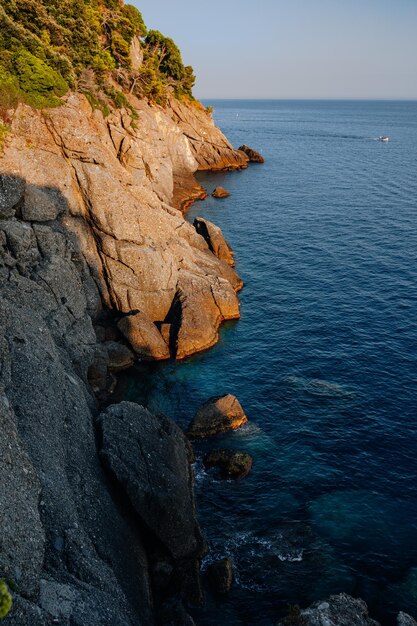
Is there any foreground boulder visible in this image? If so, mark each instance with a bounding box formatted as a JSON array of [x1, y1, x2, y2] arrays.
[[194, 217, 235, 267], [97, 402, 205, 602], [117, 312, 170, 360], [212, 186, 230, 198], [207, 559, 234, 595], [187, 394, 248, 439], [238, 144, 265, 163]]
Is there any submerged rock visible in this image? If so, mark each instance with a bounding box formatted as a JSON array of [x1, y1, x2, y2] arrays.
[[212, 186, 230, 198], [194, 217, 235, 266], [187, 394, 248, 439], [207, 558, 234, 594], [238, 144, 265, 163], [117, 312, 170, 360], [203, 449, 252, 479]]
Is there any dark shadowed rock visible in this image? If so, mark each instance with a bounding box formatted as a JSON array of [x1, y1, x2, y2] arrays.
[[21, 185, 60, 222], [212, 186, 230, 198], [238, 144, 265, 163], [187, 394, 248, 439], [207, 558, 234, 594], [0, 173, 25, 218], [97, 402, 205, 602], [203, 449, 252, 479], [398, 612, 417, 626], [194, 217, 235, 266], [117, 312, 170, 360], [104, 341, 135, 372]]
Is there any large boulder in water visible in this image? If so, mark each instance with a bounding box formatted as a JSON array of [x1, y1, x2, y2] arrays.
[[187, 394, 248, 439], [212, 186, 230, 198], [203, 449, 252, 479], [194, 217, 235, 267], [207, 558, 234, 594], [238, 144, 264, 163], [97, 402, 205, 602]]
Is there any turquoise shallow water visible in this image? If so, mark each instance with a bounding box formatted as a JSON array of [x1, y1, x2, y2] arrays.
[[119, 100, 417, 624]]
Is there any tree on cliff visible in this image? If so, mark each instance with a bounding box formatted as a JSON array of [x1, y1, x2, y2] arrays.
[[0, 0, 195, 115]]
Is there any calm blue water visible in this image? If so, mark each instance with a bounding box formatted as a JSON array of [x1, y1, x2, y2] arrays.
[[120, 100, 417, 624]]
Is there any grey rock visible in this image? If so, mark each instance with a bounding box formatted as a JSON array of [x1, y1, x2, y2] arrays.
[[398, 612, 417, 626], [97, 402, 204, 563], [295, 593, 380, 626], [0, 173, 25, 218], [104, 340, 135, 371]]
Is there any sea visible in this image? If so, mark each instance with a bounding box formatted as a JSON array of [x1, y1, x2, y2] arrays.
[[119, 100, 417, 625]]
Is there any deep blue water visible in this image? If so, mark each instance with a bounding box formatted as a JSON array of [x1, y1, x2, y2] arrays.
[[120, 100, 417, 624]]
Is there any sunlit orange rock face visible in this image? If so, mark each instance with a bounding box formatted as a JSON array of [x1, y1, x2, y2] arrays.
[[2, 92, 246, 360], [186, 394, 248, 439]]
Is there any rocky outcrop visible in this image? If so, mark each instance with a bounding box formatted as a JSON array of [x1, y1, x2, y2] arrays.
[[238, 144, 265, 163], [97, 402, 205, 603], [212, 186, 230, 198], [187, 394, 248, 439], [1, 93, 243, 362], [194, 217, 235, 266], [0, 88, 250, 624], [280, 594, 416, 626], [207, 559, 234, 595], [0, 185, 152, 624], [168, 98, 249, 172], [203, 449, 253, 479]]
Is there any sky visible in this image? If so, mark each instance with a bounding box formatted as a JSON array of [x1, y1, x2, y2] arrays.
[[131, 0, 417, 100]]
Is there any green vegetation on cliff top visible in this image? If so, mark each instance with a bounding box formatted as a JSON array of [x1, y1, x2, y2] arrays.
[[0, 0, 196, 115]]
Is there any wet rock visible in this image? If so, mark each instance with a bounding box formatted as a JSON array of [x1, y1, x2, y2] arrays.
[[203, 449, 252, 479], [238, 144, 265, 163], [97, 402, 205, 602], [194, 217, 235, 266], [398, 612, 417, 626], [187, 394, 248, 439], [207, 558, 233, 594], [212, 186, 230, 198], [104, 341, 135, 372], [117, 312, 170, 360]]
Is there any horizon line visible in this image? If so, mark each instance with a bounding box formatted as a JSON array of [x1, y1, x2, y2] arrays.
[[197, 97, 417, 102]]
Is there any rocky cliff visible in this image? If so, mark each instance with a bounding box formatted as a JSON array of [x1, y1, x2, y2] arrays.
[[0, 91, 248, 625]]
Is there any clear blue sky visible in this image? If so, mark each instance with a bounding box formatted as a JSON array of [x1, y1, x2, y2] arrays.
[[132, 0, 417, 99]]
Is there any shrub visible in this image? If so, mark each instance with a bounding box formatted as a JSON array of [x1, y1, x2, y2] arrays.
[[0, 579, 12, 619], [13, 49, 68, 108]]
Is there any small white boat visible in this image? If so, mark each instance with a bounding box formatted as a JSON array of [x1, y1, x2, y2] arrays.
[[378, 136, 389, 142]]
